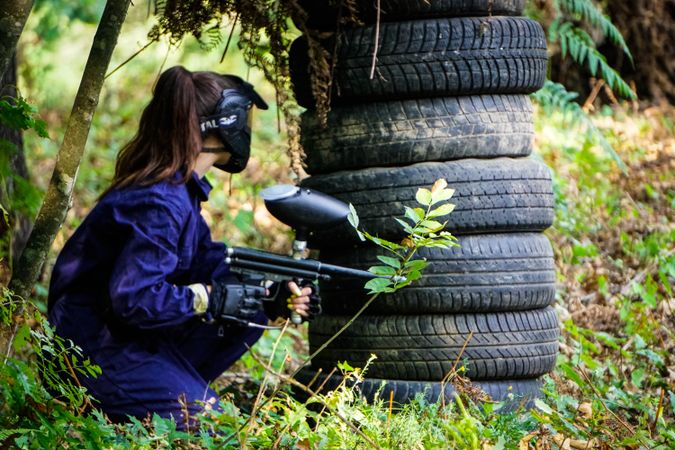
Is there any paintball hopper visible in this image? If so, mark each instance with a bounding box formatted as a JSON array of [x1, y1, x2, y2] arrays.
[[260, 184, 350, 241]]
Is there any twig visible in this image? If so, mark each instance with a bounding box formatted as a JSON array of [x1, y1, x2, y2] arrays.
[[578, 366, 635, 435], [247, 350, 384, 450], [62, 351, 94, 415], [650, 387, 666, 438], [312, 367, 337, 401], [386, 389, 394, 444], [242, 320, 290, 447], [368, 0, 381, 80], [582, 79, 605, 112], [272, 422, 291, 449], [155, 39, 172, 82], [220, 12, 239, 63], [312, 367, 338, 432], [440, 331, 474, 408], [105, 38, 159, 79], [3, 293, 27, 364], [603, 83, 620, 105]]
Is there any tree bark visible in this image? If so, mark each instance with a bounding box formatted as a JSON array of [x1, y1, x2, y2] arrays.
[[9, 0, 132, 303], [0, 0, 33, 86], [0, 55, 31, 287], [603, 0, 675, 103]]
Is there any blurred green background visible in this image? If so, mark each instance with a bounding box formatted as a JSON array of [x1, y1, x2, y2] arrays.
[[19, 1, 300, 295]]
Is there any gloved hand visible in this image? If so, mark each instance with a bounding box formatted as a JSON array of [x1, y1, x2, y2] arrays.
[[264, 280, 322, 322], [207, 281, 267, 326]]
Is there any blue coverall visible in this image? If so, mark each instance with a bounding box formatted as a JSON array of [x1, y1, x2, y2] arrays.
[[48, 172, 266, 425]]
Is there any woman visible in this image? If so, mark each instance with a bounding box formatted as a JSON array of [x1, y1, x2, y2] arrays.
[[47, 65, 320, 426]]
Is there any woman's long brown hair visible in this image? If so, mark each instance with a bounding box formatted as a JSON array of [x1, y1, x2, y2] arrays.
[[101, 66, 236, 196]]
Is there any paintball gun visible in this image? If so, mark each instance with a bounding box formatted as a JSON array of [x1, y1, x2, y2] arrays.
[[226, 184, 405, 324]]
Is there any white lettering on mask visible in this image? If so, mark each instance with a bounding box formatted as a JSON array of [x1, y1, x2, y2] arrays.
[[219, 115, 238, 127]]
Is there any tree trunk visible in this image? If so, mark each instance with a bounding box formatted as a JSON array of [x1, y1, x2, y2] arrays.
[[0, 55, 31, 279], [602, 0, 675, 103], [5, 0, 131, 355], [0, 0, 33, 86]]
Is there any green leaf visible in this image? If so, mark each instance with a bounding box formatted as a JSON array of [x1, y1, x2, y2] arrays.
[[420, 220, 444, 231], [376, 255, 401, 268], [415, 188, 432, 206], [427, 203, 455, 218], [430, 188, 455, 205], [12, 324, 31, 352], [394, 218, 414, 234], [368, 265, 397, 276], [631, 367, 646, 388], [558, 362, 584, 387], [637, 349, 664, 366], [404, 206, 425, 223], [347, 203, 359, 229], [362, 230, 404, 251], [365, 277, 393, 294], [406, 270, 422, 282], [534, 398, 554, 415], [337, 360, 355, 372], [404, 259, 428, 271]]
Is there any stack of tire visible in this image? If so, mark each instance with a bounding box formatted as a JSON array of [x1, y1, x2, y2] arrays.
[[290, 0, 559, 408]]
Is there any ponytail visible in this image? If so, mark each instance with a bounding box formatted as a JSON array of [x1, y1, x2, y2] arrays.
[[103, 65, 229, 196]]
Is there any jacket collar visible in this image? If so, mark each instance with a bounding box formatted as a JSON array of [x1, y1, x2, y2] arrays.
[[187, 171, 213, 202]]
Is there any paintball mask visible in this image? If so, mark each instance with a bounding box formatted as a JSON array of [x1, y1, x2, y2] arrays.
[[199, 75, 268, 173]]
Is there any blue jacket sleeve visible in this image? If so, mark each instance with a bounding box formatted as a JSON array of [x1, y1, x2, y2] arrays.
[[187, 215, 231, 283], [108, 193, 197, 330]]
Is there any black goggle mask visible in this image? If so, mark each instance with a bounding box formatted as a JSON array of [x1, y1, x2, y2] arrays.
[[199, 75, 268, 173]]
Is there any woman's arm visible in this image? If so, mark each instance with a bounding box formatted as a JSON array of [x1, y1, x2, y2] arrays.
[[187, 215, 231, 283], [107, 193, 198, 330]]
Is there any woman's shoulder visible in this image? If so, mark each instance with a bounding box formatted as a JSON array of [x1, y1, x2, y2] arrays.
[[101, 178, 192, 217]]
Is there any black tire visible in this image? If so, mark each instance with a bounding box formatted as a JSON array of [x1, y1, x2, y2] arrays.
[[290, 17, 547, 107], [308, 307, 560, 380], [301, 158, 555, 247], [293, 0, 527, 31], [295, 367, 542, 410], [319, 233, 556, 314], [301, 95, 534, 174]]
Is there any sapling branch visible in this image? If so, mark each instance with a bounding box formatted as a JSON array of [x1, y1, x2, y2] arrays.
[[223, 179, 457, 446]]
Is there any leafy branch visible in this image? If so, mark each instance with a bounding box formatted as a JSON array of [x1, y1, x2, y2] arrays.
[[550, 20, 635, 100], [222, 178, 458, 445], [532, 80, 628, 172], [348, 178, 458, 295], [557, 0, 632, 62], [539, 0, 635, 101]]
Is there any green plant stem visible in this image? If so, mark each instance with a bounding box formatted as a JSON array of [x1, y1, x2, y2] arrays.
[[578, 366, 638, 438], [246, 350, 384, 450], [241, 319, 290, 447], [223, 187, 455, 446]]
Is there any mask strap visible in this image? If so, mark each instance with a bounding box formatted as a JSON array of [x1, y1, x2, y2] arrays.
[[201, 146, 229, 153]]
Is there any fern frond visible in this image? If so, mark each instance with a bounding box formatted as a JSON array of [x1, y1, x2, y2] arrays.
[[532, 81, 627, 172], [552, 21, 635, 100], [556, 0, 632, 63]]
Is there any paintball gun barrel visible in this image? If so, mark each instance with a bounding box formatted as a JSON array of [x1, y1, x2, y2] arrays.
[[226, 246, 404, 283], [227, 184, 404, 323]]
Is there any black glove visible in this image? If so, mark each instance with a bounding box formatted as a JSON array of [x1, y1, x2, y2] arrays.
[[263, 280, 322, 322], [208, 281, 267, 326]]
